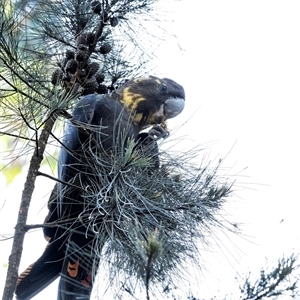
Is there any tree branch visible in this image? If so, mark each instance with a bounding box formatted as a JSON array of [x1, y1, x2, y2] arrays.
[[2, 115, 57, 300]]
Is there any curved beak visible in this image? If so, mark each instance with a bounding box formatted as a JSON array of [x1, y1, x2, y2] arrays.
[[164, 97, 185, 119]]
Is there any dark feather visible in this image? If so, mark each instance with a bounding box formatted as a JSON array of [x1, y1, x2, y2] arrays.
[[16, 76, 185, 300]]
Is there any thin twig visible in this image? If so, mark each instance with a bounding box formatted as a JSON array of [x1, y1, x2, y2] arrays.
[[0, 131, 35, 142], [37, 171, 87, 192]]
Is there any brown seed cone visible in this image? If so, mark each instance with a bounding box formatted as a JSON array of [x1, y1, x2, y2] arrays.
[[76, 34, 87, 46], [91, 1, 101, 14], [86, 32, 95, 45], [99, 43, 112, 55], [110, 16, 119, 27], [51, 68, 64, 85], [65, 59, 78, 74], [82, 76, 98, 95], [87, 62, 100, 78], [65, 49, 75, 60], [82, 87, 96, 95], [95, 72, 105, 83], [77, 44, 88, 52], [83, 76, 98, 89], [75, 49, 88, 62], [97, 83, 108, 94]]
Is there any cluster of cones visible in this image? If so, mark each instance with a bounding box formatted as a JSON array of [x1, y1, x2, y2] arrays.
[[51, 0, 119, 95]]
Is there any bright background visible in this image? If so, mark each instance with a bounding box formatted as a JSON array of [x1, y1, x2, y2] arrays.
[[155, 0, 300, 297], [1, 0, 300, 299]]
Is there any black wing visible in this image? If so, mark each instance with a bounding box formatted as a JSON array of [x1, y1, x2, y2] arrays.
[[16, 75, 185, 300], [16, 94, 140, 300]]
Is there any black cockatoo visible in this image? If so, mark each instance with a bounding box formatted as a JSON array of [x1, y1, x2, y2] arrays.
[[15, 76, 185, 300]]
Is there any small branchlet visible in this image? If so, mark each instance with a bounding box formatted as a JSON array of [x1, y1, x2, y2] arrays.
[[239, 254, 300, 300], [48, 123, 236, 298], [0, 1, 165, 299]]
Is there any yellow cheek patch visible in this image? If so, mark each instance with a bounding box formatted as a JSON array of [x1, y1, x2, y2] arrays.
[[132, 113, 143, 124], [121, 87, 145, 111]]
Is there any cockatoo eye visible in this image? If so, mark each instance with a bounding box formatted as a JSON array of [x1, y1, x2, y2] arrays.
[[159, 84, 167, 92]]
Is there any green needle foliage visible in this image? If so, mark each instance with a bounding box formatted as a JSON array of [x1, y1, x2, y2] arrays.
[[53, 126, 234, 298], [0, 0, 240, 299]]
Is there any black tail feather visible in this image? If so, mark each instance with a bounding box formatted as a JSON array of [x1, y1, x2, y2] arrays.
[[15, 239, 64, 300]]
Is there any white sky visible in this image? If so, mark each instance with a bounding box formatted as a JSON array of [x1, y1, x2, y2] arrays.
[[154, 0, 300, 297], [1, 0, 300, 299]]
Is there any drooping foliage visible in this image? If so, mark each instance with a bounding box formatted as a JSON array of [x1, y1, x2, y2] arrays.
[[0, 1, 239, 299]]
